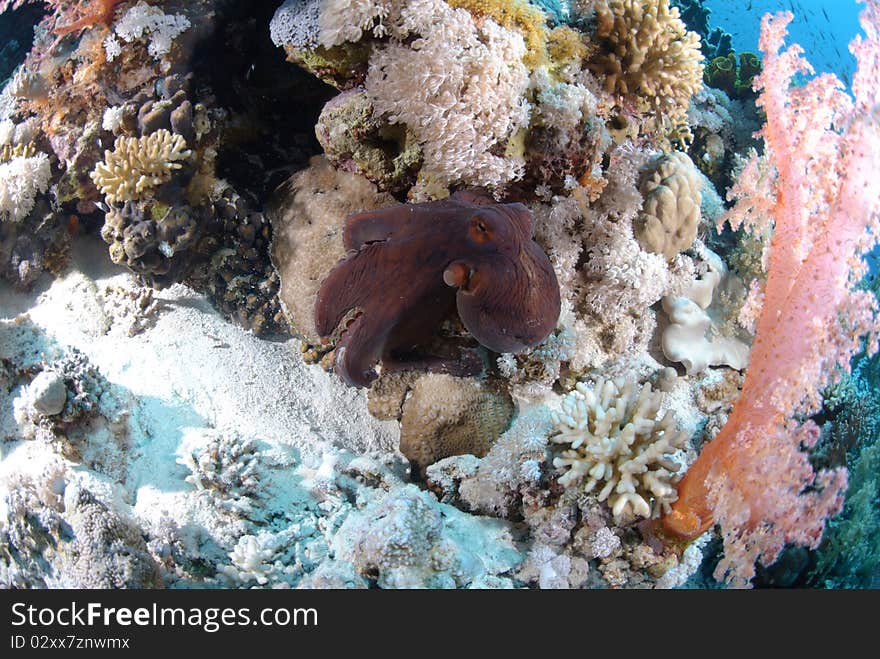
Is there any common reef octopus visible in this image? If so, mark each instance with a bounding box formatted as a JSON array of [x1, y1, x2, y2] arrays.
[[315, 190, 561, 387]]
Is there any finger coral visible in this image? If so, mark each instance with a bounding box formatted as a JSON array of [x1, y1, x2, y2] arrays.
[[550, 378, 688, 520], [589, 0, 704, 129], [90, 129, 191, 204]]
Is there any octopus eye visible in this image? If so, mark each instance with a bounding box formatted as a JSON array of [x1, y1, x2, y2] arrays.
[[469, 216, 492, 244]]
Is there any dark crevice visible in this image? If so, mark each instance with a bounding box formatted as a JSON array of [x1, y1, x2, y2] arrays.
[[190, 0, 336, 205]]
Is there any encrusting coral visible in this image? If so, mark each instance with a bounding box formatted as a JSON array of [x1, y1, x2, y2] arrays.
[[90, 129, 192, 204], [550, 378, 688, 520], [660, 248, 751, 375]]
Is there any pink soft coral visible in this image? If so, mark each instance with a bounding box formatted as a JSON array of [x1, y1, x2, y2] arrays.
[[1, 0, 124, 36], [663, 1, 880, 587]]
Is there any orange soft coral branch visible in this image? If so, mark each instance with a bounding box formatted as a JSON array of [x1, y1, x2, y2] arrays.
[[662, 2, 880, 586], [53, 0, 124, 36]]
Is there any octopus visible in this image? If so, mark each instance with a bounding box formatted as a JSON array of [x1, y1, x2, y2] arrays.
[[314, 190, 561, 387]]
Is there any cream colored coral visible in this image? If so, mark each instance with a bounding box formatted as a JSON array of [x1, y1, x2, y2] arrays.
[[661, 248, 751, 375], [550, 378, 687, 520], [90, 129, 191, 204], [400, 374, 514, 473], [636, 151, 702, 260], [589, 0, 703, 120], [364, 0, 531, 193]]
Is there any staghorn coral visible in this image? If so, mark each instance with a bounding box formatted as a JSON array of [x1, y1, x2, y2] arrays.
[[635, 151, 702, 261], [664, 6, 880, 587], [399, 374, 514, 474], [90, 129, 192, 204], [589, 0, 704, 128], [177, 430, 270, 521], [550, 378, 688, 521]]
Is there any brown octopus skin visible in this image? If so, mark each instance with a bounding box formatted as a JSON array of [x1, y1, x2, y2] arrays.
[[314, 190, 561, 388]]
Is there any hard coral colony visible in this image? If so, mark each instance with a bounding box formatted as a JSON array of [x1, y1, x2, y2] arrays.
[[0, 0, 877, 592]]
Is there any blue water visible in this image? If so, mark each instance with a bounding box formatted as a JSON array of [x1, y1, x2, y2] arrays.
[[703, 0, 863, 84]]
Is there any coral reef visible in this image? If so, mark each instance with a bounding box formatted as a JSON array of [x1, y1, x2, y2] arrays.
[[332, 485, 521, 588], [1, 0, 875, 593], [2, 477, 162, 588]]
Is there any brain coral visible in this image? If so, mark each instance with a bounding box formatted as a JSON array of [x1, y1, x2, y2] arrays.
[[399, 374, 515, 474], [589, 0, 704, 124], [550, 378, 688, 520], [635, 151, 702, 260]]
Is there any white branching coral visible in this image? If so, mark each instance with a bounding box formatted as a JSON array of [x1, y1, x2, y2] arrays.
[[90, 130, 191, 204], [112, 1, 191, 59], [549, 378, 688, 520], [0, 152, 51, 222], [364, 0, 531, 192], [177, 430, 264, 515]]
